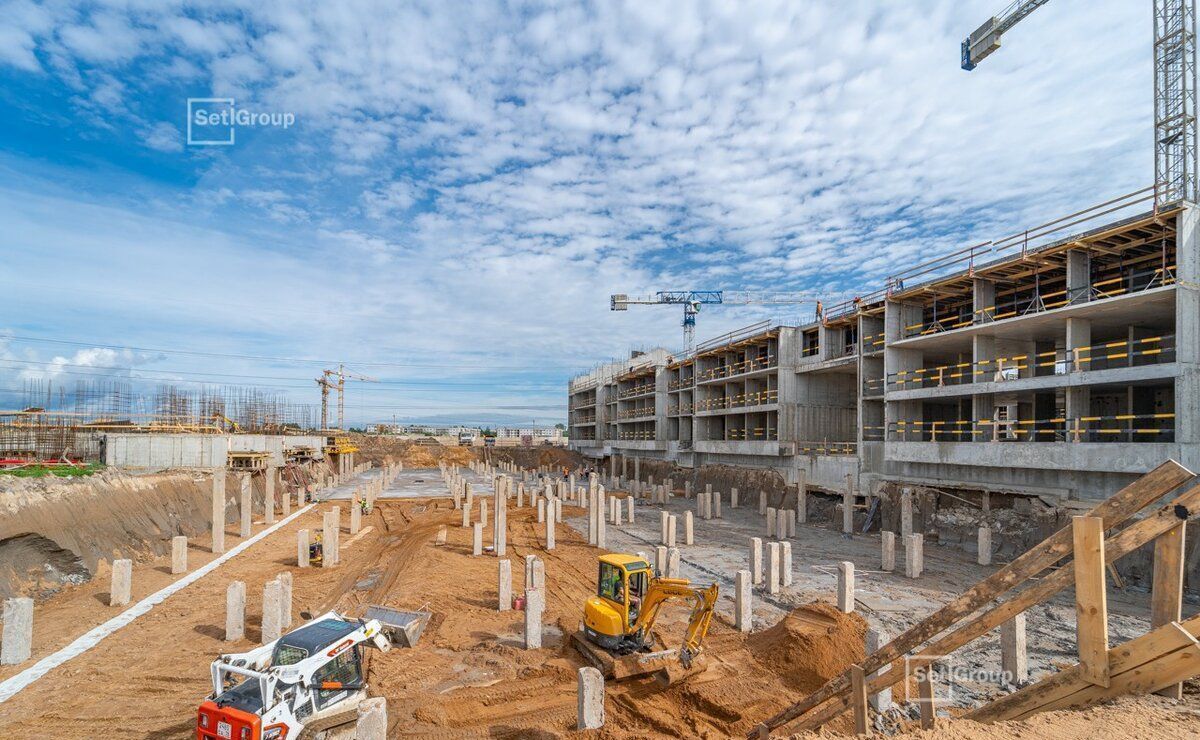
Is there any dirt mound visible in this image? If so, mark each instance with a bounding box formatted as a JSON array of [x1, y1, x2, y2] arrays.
[[488, 446, 584, 471], [745, 602, 868, 694]]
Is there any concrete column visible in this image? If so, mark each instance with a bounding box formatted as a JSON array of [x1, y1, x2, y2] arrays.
[[842, 478, 854, 535], [297, 529, 310, 567], [776, 511, 788, 541], [350, 501, 362, 535], [546, 512, 556, 551], [626, 497, 634, 523], [537, 497, 546, 523], [531, 558, 545, 591], [480, 499, 489, 529], [323, 513, 337, 567], [766, 542, 781, 595], [750, 537, 763, 585], [588, 490, 597, 545], [1, 597, 33, 665], [462, 503, 471, 528], [837, 561, 855, 612], [1001, 613, 1029, 684], [496, 486, 508, 557], [906, 534, 924, 578], [524, 588, 543, 649], [881, 531, 895, 572], [264, 468, 276, 525], [685, 480, 692, 498], [713, 491, 722, 519], [758, 490, 767, 516], [900, 490, 913, 539], [499, 559, 512, 611], [171, 536, 188, 574], [766, 507, 776, 537], [577, 666, 605, 730], [781, 541, 792, 587], [667, 515, 677, 547], [110, 559, 132, 607], [473, 522, 483, 556], [212, 470, 226, 554], [356, 698, 388, 740], [238, 474, 252, 539], [735, 570, 752, 633], [797, 471, 807, 523], [655, 546, 668, 574], [667, 547, 681, 578], [226, 581, 245, 641], [684, 512, 694, 545], [1066, 248, 1091, 304], [866, 628, 893, 711], [279, 572, 292, 628], [282, 475, 292, 517], [660, 512, 670, 544], [730, 487, 739, 508], [978, 527, 992, 566], [262, 579, 282, 644], [597, 491, 607, 548]]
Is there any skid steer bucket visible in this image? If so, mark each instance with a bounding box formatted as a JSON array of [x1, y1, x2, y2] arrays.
[[365, 604, 431, 648]]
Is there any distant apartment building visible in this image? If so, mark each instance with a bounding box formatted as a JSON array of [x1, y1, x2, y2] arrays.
[[568, 192, 1195, 502]]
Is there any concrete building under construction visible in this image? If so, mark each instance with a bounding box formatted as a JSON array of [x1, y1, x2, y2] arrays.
[[569, 189, 1195, 503]]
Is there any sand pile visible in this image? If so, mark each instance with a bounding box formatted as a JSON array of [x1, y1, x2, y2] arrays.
[[746, 602, 868, 694]]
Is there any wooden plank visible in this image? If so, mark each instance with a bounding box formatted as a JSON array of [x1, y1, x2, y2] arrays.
[[971, 614, 1200, 722], [1023, 623, 1200, 718], [786, 475, 1200, 734], [917, 669, 935, 730], [1073, 516, 1110, 687], [1151, 522, 1186, 699], [752, 460, 1192, 738], [850, 665, 869, 736]]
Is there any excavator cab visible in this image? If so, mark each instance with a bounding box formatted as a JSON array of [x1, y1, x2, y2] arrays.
[[576, 553, 718, 682], [583, 555, 652, 651]]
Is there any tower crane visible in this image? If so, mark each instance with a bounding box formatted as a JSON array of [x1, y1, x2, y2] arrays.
[[961, 0, 1197, 207], [610, 291, 823, 350], [315, 364, 378, 430]]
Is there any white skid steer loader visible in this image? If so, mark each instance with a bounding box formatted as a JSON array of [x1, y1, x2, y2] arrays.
[[196, 606, 428, 740]]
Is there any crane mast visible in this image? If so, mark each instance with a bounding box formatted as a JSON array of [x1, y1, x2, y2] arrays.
[[316, 365, 379, 430], [962, 0, 1197, 208]]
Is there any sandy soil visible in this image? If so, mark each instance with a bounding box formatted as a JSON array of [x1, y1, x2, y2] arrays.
[[2, 467, 1199, 738]]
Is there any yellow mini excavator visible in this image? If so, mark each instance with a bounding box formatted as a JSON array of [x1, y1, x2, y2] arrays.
[[572, 553, 718, 683]]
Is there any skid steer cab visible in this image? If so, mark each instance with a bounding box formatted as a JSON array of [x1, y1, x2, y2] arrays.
[[196, 608, 425, 740]]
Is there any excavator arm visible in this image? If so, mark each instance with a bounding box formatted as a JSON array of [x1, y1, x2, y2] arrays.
[[631, 578, 720, 667]]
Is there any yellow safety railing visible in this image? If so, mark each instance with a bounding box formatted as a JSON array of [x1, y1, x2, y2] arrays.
[[697, 354, 777, 382], [693, 389, 779, 412], [901, 264, 1176, 338], [887, 413, 1175, 443], [861, 331, 886, 352], [797, 441, 857, 455], [722, 427, 778, 441], [616, 406, 655, 420], [618, 382, 656, 399], [801, 343, 820, 357]]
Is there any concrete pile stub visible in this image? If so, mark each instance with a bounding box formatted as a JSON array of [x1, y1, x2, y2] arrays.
[[881, 531, 896, 572], [577, 667, 605, 730], [356, 698, 388, 740], [750, 537, 763, 585], [297, 529, 310, 567], [499, 559, 512, 611], [262, 579, 283, 645], [226, 581, 246, 641], [766, 542, 781, 595], [171, 535, 188, 574], [837, 561, 855, 612], [1, 597, 33, 665], [110, 559, 132, 607], [684, 511, 694, 545], [906, 534, 924, 578], [734, 570, 752, 633]]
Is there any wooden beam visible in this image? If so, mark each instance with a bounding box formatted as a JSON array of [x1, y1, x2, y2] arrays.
[[1020, 623, 1200, 719], [753, 461, 1193, 737], [1151, 522, 1186, 699], [917, 669, 935, 730], [971, 614, 1200, 722], [1073, 516, 1110, 687], [779, 472, 1200, 735], [850, 665, 869, 736]]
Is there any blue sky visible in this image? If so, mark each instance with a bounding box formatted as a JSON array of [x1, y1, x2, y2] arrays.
[[0, 0, 1152, 425]]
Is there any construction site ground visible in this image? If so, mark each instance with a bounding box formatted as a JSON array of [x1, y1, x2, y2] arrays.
[[2, 466, 1200, 738]]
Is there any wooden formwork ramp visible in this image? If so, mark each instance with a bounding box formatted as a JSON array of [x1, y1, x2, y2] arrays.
[[749, 459, 1198, 737]]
